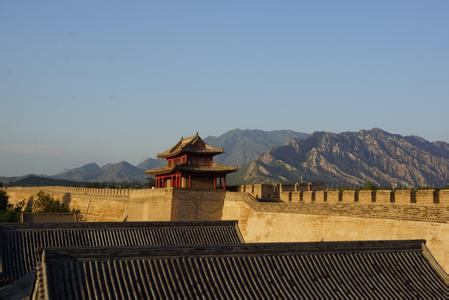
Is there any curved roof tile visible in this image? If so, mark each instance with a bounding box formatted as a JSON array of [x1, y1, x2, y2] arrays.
[[35, 240, 448, 299]]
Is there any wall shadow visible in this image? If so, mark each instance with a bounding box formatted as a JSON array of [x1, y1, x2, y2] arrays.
[[62, 193, 71, 208], [170, 190, 225, 221]]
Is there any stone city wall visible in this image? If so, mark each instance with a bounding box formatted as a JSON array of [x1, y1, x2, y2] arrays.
[[6, 186, 129, 221], [3, 186, 449, 272], [5, 186, 449, 223], [222, 194, 449, 273], [279, 188, 447, 206]]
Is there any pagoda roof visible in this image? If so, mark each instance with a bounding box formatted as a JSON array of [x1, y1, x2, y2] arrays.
[[157, 132, 223, 158], [146, 163, 238, 176]]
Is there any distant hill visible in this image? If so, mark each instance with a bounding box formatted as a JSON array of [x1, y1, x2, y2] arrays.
[[96, 161, 146, 183], [0, 174, 46, 185], [204, 129, 309, 166], [3, 128, 449, 188], [6, 175, 85, 187], [136, 158, 165, 170], [52, 163, 103, 182], [52, 161, 147, 183], [235, 128, 449, 187], [0, 174, 39, 185]]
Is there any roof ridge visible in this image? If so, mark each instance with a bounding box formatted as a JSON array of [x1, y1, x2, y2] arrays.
[[0, 220, 240, 230], [41, 240, 427, 259]]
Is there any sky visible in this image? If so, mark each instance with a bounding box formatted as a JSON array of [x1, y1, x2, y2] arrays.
[[1, 1, 449, 176]]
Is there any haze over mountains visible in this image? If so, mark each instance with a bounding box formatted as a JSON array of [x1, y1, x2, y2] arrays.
[[42, 129, 306, 184], [2, 128, 448, 187], [204, 129, 309, 166], [52, 161, 149, 183]]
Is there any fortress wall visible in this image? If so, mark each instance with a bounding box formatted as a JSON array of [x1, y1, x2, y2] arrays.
[[315, 191, 326, 203], [395, 190, 411, 204], [280, 191, 291, 202], [375, 190, 393, 204], [252, 184, 261, 198], [327, 191, 342, 203], [416, 189, 437, 205], [237, 186, 449, 207], [291, 191, 301, 203], [5, 187, 129, 221], [70, 193, 128, 222], [358, 190, 374, 204], [127, 189, 173, 221], [6, 187, 449, 221], [222, 198, 449, 273], [222, 195, 449, 273], [3, 186, 449, 272], [303, 191, 314, 203], [170, 190, 229, 220], [440, 190, 449, 206], [342, 190, 356, 203], [6, 187, 55, 205], [126, 189, 243, 222]]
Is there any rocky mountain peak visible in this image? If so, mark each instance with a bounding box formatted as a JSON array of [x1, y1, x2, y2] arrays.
[[287, 138, 301, 152], [236, 129, 449, 187]]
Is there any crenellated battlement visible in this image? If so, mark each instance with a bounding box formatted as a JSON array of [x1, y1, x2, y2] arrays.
[[240, 184, 449, 207], [45, 186, 132, 196], [3, 185, 448, 273]]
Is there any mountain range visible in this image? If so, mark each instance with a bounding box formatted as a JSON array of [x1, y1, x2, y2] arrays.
[[1, 128, 448, 188], [46, 129, 303, 184], [51, 161, 150, 183], [204, 129, 308, 166], [234, 128, 449, 187]]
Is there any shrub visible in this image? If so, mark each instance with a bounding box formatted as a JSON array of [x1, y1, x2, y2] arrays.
[[28, 191, 81, 219], [0, 189, 23, 222], [362, 181, 377, 190], [30, 191, 71, 213]]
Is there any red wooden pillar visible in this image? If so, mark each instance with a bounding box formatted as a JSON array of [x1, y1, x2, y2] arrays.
[[223, 176, 226, 191], [213, 176, 216, 190], [189, 175, 191, 189]]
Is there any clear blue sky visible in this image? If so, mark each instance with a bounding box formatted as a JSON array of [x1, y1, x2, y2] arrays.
[[1, 1, 448, 176]]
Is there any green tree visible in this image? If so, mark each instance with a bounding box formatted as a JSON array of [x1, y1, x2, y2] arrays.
[[31, 191, 71, 213], [0, 189, 9, 212], [28, 191, 81, 220], [0, 189, 23, 222], [362, 181, 377, 190]]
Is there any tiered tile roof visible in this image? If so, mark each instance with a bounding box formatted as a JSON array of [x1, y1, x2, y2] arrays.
[[0, 221, 244, 284], [157, 133, 223, 158], [146, 162, 238, 176], [34, 240, 448, 299]]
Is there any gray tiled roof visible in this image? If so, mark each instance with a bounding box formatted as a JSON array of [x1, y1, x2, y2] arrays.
[[157, 133, 223, 158], [34, 240, 448, 299], [0, 221, 244, 284], [21, 213, 78, 223], [146, 163, 238, 175]]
